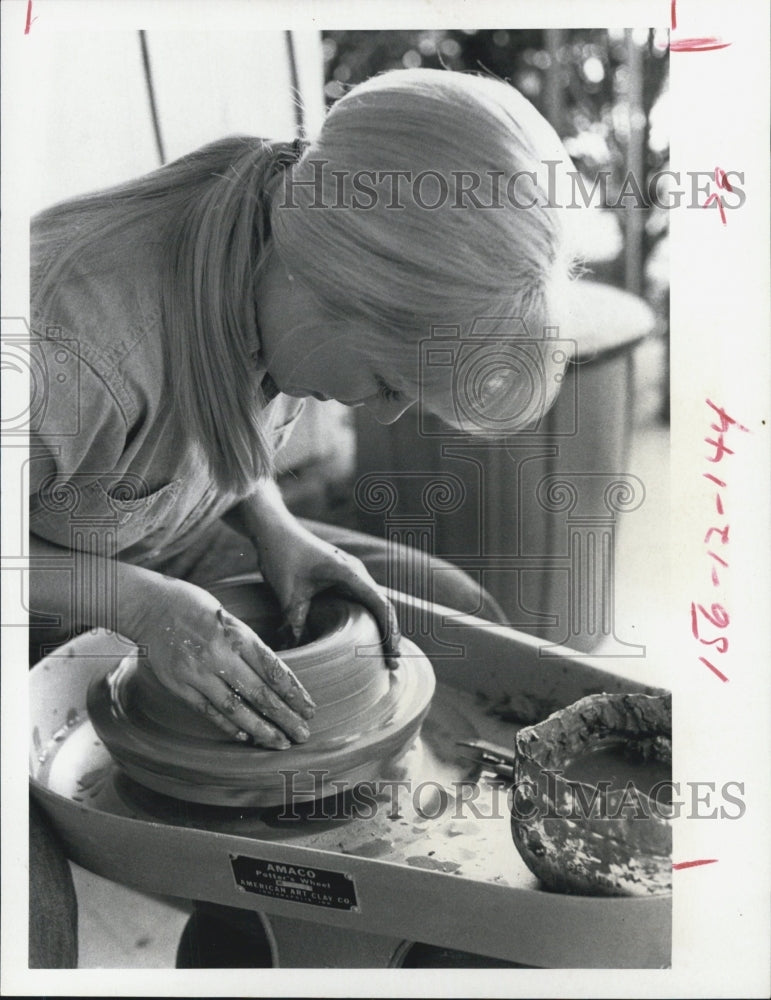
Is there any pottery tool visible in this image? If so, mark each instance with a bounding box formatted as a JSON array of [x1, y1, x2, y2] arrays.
[[454, 738, 517, 778]]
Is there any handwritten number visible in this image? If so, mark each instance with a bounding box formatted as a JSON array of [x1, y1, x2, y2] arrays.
[[691, 602, 730, 654], [700, 635, 729, 654], [699, 657, 730, 683], [704, 525, 730, 546], [706, 399, 750, 434], [699, 602, 729, 629]]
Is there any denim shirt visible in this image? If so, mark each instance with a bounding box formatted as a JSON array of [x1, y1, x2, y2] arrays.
[[29, 214, 304, 566]]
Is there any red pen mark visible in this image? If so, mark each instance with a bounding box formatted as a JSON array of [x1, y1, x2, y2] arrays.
[[691, 601, 730, 663], [691, 601, 729, 633], [672, 859, 719, 871], [703, 191, 727, 225], [714, 168, 733, 193], [705, 394, 750, 453], [670, 38, 732, 53], [707, 551, 728, 586], [700, 657, 729, 682], [669, 3, 731, 53], [707, 399, 750, 435], [707, 554, 728, 591], [703, 169, 734, 225], [24, 0, 36, 34], [691, 400, 749, 684], [705, 431, 733, 457], [704, 525, 729, 546]]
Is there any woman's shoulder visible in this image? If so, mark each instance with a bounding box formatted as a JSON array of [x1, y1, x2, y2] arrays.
[[31, 207, 167, 428]]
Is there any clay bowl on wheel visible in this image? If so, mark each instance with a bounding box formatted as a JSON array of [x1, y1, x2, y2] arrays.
[[87, 576, 435, 807], [510, 692, 672, 897]]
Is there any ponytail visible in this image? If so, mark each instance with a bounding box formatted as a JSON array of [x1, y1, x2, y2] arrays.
[[33, 137, 304, 492]]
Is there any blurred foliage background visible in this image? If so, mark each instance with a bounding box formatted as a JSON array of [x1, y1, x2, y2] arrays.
[[321, 28, 670, 419]]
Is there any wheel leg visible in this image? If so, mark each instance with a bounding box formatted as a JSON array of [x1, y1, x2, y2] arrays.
[[263, 913, 407, 968]]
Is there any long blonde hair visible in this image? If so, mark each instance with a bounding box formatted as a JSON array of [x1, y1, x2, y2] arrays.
[[271, 68, 578, 431], [33, 69, 577, 492], [33, 137, 299, 492]]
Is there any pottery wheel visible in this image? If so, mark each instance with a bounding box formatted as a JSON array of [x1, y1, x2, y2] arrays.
[[87, 578, 436, 807]]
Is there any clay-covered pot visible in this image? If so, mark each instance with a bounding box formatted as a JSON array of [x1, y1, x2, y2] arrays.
[[88, 577, 435, 806], [510, 692, 672, 896]]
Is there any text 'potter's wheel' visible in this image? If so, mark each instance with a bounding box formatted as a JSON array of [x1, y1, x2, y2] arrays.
[[87, 579, 436, 806]]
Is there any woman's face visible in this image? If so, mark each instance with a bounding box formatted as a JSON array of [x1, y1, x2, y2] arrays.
[[255, 254, 418, 424]]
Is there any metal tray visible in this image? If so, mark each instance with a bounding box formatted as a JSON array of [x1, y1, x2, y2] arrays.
[[30, 584, 670, 968]]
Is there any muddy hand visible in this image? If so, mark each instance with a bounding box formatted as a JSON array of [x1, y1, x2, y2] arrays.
[[131, 577, 316, 748], [281, 547, 402, 670]]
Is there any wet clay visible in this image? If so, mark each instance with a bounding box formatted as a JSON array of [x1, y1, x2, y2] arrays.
[[511, 692, 672, 897], [88, 580, 435, 806], [561, 741, 672, 806]]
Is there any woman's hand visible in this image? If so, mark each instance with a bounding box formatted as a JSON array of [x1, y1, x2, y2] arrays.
[[122, 574, 317, 748], [225, 480, 402, 668], [254, 518, 402, 669]]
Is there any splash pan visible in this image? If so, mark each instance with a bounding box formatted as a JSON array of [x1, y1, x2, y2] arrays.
[[86, 580, 436, 806], [29, 584, 672, 968]]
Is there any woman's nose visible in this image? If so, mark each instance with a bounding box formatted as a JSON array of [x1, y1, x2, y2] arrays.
[[364, 395, 415, 425]]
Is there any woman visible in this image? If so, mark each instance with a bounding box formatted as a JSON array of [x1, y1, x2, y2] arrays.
[[29, 68, 576, 965]]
